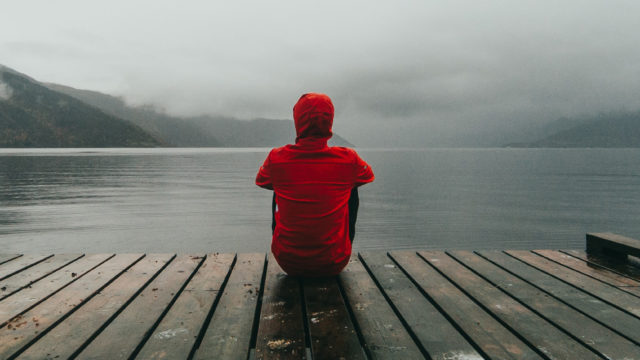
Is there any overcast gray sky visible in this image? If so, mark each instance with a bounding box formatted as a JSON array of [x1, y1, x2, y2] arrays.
[[2, 0, 640, 146]]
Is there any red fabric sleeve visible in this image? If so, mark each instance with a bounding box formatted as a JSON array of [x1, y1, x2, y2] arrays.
[[354, 153, 374, 186], [256, 151, 274, 189]]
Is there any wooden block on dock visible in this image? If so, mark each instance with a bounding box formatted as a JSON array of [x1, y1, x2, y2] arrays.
[[586, 232, 640, 259]]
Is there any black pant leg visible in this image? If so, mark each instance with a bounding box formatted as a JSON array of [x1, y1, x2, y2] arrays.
[[271, 192, 276, 234], [348, 187, 359, 243]]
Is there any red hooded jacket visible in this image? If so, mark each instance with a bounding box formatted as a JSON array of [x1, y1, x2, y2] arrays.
[[256, 93, 374, 276]]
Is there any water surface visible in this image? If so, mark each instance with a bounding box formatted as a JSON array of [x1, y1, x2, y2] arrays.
[[1, 148, 639, 253]]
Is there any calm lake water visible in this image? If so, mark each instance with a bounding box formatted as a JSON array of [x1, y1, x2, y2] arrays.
[[1, 148, 639, 253]]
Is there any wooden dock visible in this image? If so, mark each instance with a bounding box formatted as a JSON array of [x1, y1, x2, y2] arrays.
[[1, 233, 640, 359]]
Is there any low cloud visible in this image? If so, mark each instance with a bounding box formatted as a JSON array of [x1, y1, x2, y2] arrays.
[[2, 1, 640, 146], [0, 80, 13, 101]]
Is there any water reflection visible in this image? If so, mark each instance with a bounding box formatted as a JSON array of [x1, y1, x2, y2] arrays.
[[1, 148, 640, 253]]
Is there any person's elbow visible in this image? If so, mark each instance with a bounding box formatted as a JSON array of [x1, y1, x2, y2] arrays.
[[255, 176, 274, 190], [257, 182, 274, 190]]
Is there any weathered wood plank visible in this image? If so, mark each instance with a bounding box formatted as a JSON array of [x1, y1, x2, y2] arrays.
[[0, 254, 83, 301], [303, 275, 366, 360], [339, 256, 424, 359], [135, 253, 235, 360], [587, 232, 640, 258], [440, 251, 599, 360], [477, 250, 640, 344], [360, 252, 479, 360], [76, 255, 204, 360], [17, 254, 174, 360], [194, 253, 266, 360], [562, 250, 640, 281], [0, 255, 22, 266], [0, 254, 53, 281], [0, 254, 143, 359], [0, 254, 114, 325], [393, 251, 540, 360], [534, 250, 640, 296], [446, 251, 640, 359], [506, 250, 640, 317], [255, 256, 305, 360]]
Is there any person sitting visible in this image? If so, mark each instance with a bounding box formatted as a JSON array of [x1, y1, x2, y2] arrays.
[[255, 93, 374, 277]]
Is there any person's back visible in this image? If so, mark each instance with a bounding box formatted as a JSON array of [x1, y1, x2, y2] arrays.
[[256, 93, 374, 276]]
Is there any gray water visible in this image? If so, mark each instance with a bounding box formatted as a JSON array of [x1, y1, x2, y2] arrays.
[[1, 148, 639, 253]]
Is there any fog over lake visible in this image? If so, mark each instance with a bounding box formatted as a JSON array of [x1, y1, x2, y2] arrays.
[[1, 148, 639, 253], [3, 1, 640, 147]]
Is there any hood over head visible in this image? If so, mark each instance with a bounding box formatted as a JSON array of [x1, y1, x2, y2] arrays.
[[293, 93, 334, 142]]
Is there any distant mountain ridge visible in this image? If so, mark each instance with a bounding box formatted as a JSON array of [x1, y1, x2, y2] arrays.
[[44, 83, 222, 147], [0, 64, 353, 148], [45, 82, 353, 148], [506, 111, 640, 148], [0, 65, 162, 147]]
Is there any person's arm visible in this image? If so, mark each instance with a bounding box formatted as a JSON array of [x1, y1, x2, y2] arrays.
[[255, 151, 274, 190], [354, 153, 374, 187]]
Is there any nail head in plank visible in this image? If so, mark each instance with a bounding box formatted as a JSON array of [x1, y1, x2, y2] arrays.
[[0, 253, 143, 359], [76, 254, 204, 360], [442, 251, 600, 360], [135, 253, 235, 360], [0, 254, 83, 301], [303, 275, 366, 360], [477, 250, 640, 345], [393, 251, 540, 360], [339, 256, 424, 359], [16, 254, 174, 360], [360, 251, 479, 360], [194, 253, 266, 360], [255, 255, 305, 360], [506, 250, 640, 317], [0, 254, 53, 281], [444, 251, 640, 359], [0, 254, 113, 325]]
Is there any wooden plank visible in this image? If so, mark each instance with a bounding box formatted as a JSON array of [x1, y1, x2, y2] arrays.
[[562, 249, 640, 281], [506, 250, 640, 317], [0, 254, 114, 325], [0, 254, 84, 301], [435, 251, 599, 359], [446, 251, 640, 359], [135, 253, 235, 360], [587, 232, 640, 258], [339, 256, 424, 359], [0, 254, 53, 281], [255, 255, 305, 360], [392, 251, 541, 360], [303, 276, 366, 360], [477, 250, 640, 344], [534, 250, 640, 296], [76, 255, 204, 360], [17, 254, 174, 360], [0, 253, 143, 359], [360, 251, 479, 360], [0, 255, 22, 266], [194, 253, 266, 360]]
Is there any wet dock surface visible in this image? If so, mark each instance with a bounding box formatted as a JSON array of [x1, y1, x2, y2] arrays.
[[1, 234, 640, 359]]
